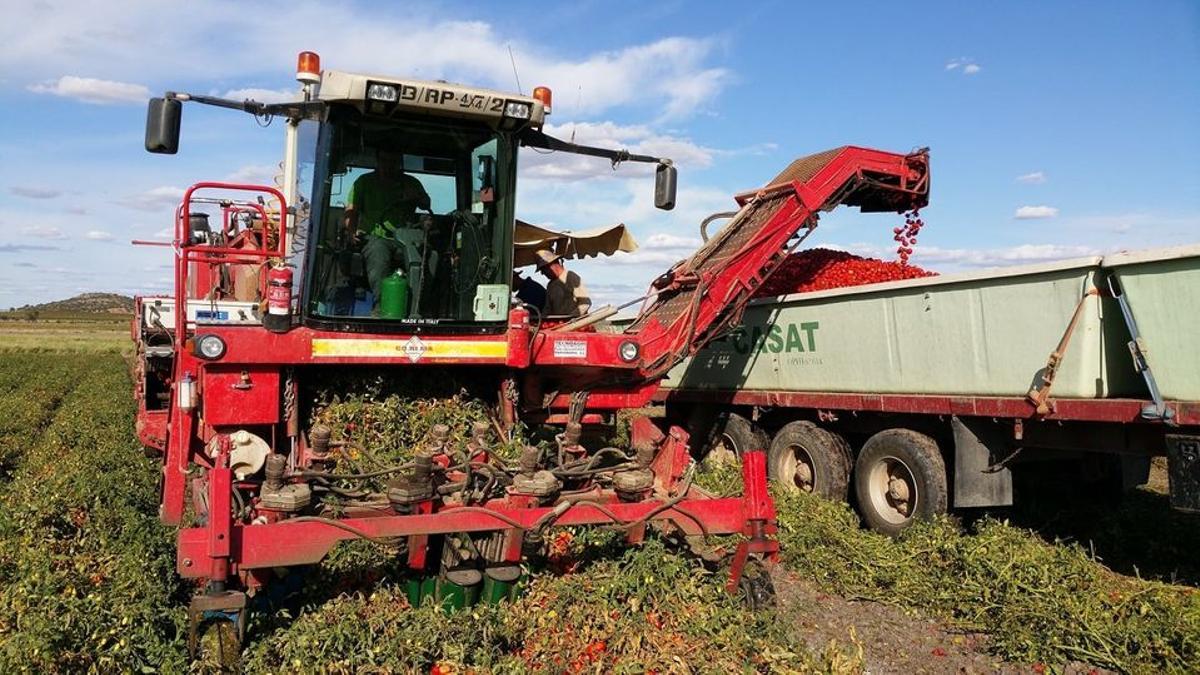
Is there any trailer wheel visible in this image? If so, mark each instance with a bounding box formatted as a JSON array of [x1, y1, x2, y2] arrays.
[[702, 412, 769, 466], [768, 421, 850, 500], [854, 429, 947, 536]]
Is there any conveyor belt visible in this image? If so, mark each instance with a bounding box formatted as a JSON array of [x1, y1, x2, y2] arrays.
[[624, 145, 929, 377], [627, 192, 793, 333]]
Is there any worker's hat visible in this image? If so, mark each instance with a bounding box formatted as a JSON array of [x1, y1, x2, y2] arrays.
[[533, 249, 562, 269]]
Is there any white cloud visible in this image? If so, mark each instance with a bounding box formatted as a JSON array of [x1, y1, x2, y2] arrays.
[[835, 242, 1106, 269], [222, 87, 298, 104], [1016, 171, 1046, 184], [9, 186, 62, 199], [0, 243, 62, 253], [225, 164, 279, 185], [0, 4, 730, 121], [118, 186, 184, 212], [945, 58, 981, 75], [84, 230, 114, 241], [1014, 205, 1059, 219], [521, 121, 715, 181], [20, 224, 68, 240], [27, 75, 149, 104]]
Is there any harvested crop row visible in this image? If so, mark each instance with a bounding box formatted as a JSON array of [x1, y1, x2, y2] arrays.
[[0, 354, 97, 480], [0, 353, 188, 673]]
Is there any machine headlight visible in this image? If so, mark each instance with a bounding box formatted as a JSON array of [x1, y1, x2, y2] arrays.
[[194, 334, 226, 360], [618, 340, 640, 363], [367, 82, 399, 102], [503, 100, 532, 119]]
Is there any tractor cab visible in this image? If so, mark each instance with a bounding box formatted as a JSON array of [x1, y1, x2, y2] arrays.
[[302, 70, 534, 331], [143, 53, 676, 336]]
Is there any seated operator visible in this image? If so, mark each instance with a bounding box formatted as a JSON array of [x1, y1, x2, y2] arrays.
[[342, 150, 433, 312], [534, 249, 592, 318], [512, 269, 547, 312]]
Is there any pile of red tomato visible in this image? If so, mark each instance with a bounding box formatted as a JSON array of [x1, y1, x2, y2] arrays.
[[754, 247, 936, 298]]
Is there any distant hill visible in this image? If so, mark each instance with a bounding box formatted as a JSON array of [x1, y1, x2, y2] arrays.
[[10, 293, 134, 315]]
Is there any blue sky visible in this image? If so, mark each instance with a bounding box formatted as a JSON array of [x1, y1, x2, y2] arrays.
[[0, 0, 1196, 307]]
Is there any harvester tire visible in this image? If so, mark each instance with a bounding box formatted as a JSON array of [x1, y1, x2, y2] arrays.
[[854, 429, 947, 537], [767, 421, 850, 501], [702, 411, 768, 466]]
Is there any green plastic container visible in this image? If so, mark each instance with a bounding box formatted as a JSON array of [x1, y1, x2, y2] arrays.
[[380, 272, 409, 319], [404, 575, 436, 607], [480, 565, 523, 604], [435, 576, 480, 610]]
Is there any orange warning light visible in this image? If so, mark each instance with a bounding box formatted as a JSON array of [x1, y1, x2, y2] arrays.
[[532, 86, 552, 114], [297, 51, 321, 84]]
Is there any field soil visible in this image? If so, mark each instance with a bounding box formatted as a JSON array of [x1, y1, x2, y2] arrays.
[[774, 569, 1112, 674]]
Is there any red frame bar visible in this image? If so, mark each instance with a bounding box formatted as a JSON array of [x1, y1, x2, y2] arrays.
[[178, 494, 751, 576], [175, 183, 288, 348], [657, 388, 1200, 427]]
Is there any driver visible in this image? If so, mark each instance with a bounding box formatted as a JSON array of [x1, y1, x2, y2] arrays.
[[343, 150, 433, 312]]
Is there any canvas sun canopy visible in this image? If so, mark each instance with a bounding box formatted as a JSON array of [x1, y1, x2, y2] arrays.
[[513, 220, 638, 267]]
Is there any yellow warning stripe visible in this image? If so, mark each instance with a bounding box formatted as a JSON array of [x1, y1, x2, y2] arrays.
[[311, 338, 508, 360]]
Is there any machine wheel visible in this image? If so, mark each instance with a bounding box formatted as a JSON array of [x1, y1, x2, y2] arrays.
[[193, 617, 243, 672], [737, 559, 777, 611], [702, 412, 769, 466], [854, 429, 947, 537], [767, 421, 850, 501]]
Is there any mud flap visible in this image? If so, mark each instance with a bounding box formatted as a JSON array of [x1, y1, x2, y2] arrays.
[[951, 417, 1013, 508], [1166, 434, 1200, 513]]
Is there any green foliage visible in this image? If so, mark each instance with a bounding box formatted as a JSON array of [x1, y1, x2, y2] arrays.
[[245, 539, 855, 674], [0, 354, 187, 672], [774, 490, 1200, 673], [308, 369, 526, 470]]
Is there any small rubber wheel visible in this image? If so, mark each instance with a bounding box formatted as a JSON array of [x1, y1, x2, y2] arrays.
[[194, 617, 242, 672], [737, 559, 776, 611], [854, 429, 947, 536], [767, 421, 851, 501], [702, 412, 769, 466]]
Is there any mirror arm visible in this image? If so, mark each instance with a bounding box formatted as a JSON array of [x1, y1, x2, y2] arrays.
[[519, 129, 671, 167], [164, 91, 325, 120]]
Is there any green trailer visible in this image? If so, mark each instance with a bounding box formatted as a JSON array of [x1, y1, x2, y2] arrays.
[[658, 244, 1200, 534]]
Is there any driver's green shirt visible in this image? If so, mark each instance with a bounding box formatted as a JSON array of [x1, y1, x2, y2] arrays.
[[347, 171, 431, 238]]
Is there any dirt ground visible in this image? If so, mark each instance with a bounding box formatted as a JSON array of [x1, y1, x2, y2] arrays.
[[772, 569, 1110, 674]]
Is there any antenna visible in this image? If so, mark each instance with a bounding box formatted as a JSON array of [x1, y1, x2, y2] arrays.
[[570, 85, 582, 143], [508, 45, 523, 95]]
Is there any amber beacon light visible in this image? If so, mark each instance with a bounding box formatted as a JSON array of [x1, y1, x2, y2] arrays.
[[532, 86, 552, 114], [296, 51, 321, 84]]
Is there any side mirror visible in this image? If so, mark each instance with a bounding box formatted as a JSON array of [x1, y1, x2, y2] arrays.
[[654, 163, 677, 210], [145, 97, 182, 154]]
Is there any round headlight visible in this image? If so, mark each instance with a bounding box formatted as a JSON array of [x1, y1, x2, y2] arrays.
[[195, 334, 226, 360], [618, 340, 640, 363]]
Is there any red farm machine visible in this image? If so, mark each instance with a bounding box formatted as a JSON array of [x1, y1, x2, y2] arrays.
[[132, 51, 929, 662]]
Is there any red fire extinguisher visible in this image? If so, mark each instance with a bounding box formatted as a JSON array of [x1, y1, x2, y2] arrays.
[[264, 263, 292, 333]]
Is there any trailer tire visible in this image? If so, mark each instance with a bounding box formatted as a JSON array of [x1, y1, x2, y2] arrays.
[[767, 422, 851, 501], [702, 412, 769, 466], [854, 429, 947, 536]]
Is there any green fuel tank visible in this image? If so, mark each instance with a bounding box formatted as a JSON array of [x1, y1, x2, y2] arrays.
[[380, 272, 409, 319]]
